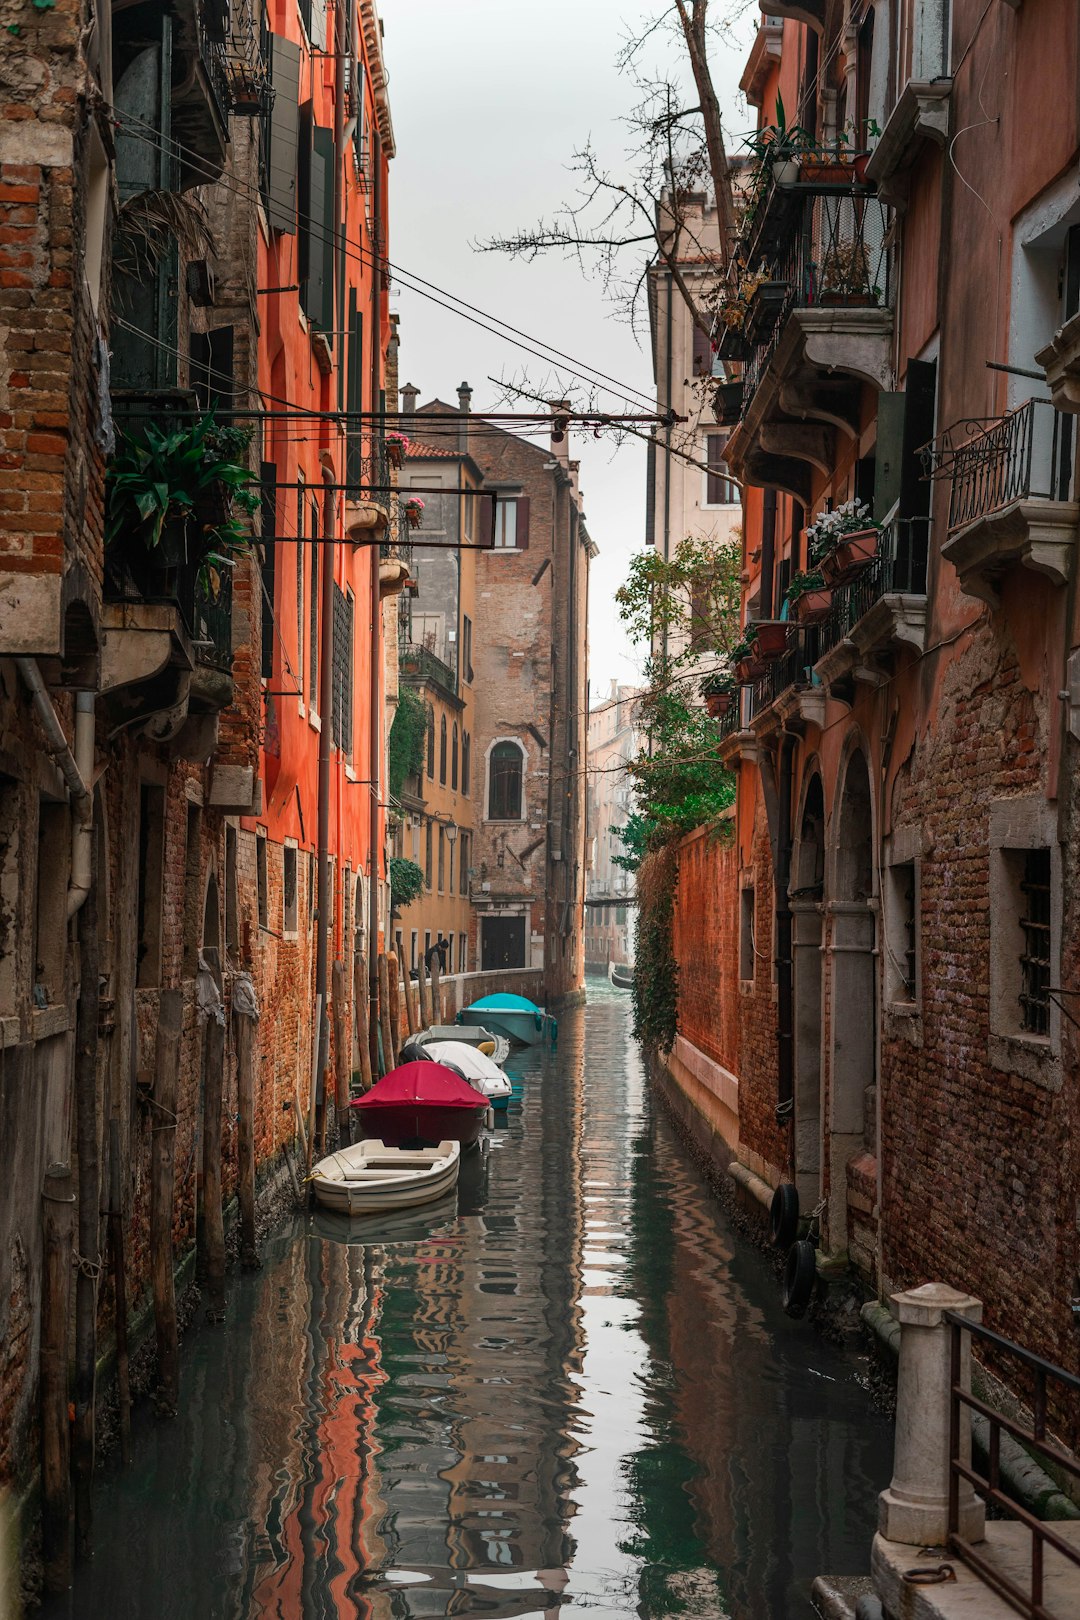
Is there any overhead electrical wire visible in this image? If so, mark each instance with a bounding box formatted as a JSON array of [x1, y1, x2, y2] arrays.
[[108, 105, 660, 413]]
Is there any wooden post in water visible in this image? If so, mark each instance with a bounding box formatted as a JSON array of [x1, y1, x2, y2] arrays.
[[353, 952, 372, 1092], [233, 982, 259, 1270], [397, 932, 417, 1035], [73, 847, 100, 1560], [430, 948, 443, 1026], [377, 953, 394, 1076], [201, 1005, 227, 1322], [151, 988, 183, 1415], [417, 950, 432, 1030], [108, 1119, 131, 1464], [40, 1162, 74, 1593], [386, 952, 401, 1064], [332, 958, 349, 1122]]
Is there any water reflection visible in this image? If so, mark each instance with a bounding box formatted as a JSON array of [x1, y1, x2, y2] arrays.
[[48, 982, 889, 1619]]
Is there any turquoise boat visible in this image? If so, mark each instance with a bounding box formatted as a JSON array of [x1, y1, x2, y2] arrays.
[[457, 992, 554, 1048]]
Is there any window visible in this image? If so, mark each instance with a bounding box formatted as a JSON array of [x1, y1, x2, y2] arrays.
[[488, 741, 524, 821], [295, 477, 305, 700], [493, 496, 529, 549], [256, 831, 269, 929], [260, 460, 276, 680], [182, 805, 202, 978], [459, 830, 469, 895], [283, 843, 298, 935], [705, 435, 738, 506], [462, 732, 471, 794], [445, 935, 454, 974], [739, 885, 755, 983], [459, 933, 468, 973], [438, 825, 445, 892], [439, 716, 447, 785], [424, 820, 433, 888], [448, 833, 455, 894], [451, 725, 459, 790], [410, 929, 418, 971], [462, 615, 473, 682], [1019, 850, 1051, 1036], [885, 860, 918, 1005], [426, 705, 435, 777], [309, 500, 320, 708], [331, 584, 354, 755], [135, 785, 165, 988]]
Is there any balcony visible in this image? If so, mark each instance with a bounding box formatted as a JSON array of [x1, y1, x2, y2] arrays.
[[1036, 311, 1080, 417], [938, 399, 1078, 606], [399, 641, 458, 700], [864, 79, 952, 210], [345, 440, 392, 544], [721, 189, 893, 502], [735, 521, 929, 730], [170, 0, 233, 188]]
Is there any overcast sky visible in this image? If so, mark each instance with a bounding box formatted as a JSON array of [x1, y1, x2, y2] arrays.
[[378, 0, 756, 696]]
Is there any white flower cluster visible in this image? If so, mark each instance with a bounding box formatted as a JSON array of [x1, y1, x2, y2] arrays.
[[806, 498, 874, 559]]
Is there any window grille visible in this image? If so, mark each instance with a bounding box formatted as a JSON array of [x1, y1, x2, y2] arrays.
[[898, 862, 916, 1000], [331, 584, 353, 755], [1019, 849, 1051, 1035]]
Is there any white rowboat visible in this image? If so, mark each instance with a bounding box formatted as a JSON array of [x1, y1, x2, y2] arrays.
[[311, 1138, 460, 1216]]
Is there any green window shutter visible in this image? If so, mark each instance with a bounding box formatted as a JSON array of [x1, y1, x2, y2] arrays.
[[261, 461, 277, 681], [306, 125, 336, 335], [266, 34, 301, 234], [873, 392, 905, 522]]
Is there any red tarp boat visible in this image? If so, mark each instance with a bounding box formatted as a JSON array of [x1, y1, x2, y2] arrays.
[[351, 1061, 488, 1146]]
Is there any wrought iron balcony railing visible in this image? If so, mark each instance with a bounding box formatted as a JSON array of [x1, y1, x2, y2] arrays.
[[938, 398, 1075, 533], [724, 190, 891, 406], [399, 641, 457, 696]]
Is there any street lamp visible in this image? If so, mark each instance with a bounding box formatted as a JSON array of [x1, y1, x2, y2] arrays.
[[444, 820, 458, 846]]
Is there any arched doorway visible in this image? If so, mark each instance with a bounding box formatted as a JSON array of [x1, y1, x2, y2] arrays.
[[827, 746, 877, 1256], [791, 773, 825, 1208]]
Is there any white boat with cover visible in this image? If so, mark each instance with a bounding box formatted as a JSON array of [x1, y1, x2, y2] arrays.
[[311, 1138, 461, 1216]]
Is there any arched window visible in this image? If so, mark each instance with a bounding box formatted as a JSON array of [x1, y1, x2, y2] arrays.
[[488, 740, 524, 821], [439, 716, 447, 784], [451, 725, 459, 790], [462, 731, 471, 794], [426, 704, 435, 777]]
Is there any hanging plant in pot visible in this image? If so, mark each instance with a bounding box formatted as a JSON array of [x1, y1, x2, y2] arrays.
[[807, 499, 880, 586], [701, 672, 736, 718], [751, 619, 790, 660], [730, 635, 766, 685], [385, 429, 410, 469], [785, 569, 832, 624], [106, 414, 259, 590], [403, 496, 425, 530]]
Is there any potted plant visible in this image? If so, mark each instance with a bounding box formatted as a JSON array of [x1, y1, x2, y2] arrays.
[[751, 619, 790, 659], [741, 94, 815, 190], [701, 671, 736, 718], [403, 495, 425, 530], [785, 569, 832, 624], [385, 429, 410, 469], [806, 499, 879, 585], [819, 238, 876, 305], [730, 634, 766, 685], [713, 378, 743, 425], [106, 414, 258, 583]]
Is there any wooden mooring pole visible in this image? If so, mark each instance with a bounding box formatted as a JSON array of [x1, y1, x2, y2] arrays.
[[417, 950, 432, 1030], [40, 1162, 74, 1593], [353, 952, 372, 1093], [332, 958, 349, 1134], [151, 988, 183, 1416], [234, 981, 260, 1270], [201, 1001, 227, 1323], [386, 952, 401, 1065], [377, 953, 394, 1076]]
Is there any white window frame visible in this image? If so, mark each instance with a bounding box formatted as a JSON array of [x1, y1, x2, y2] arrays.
[[988, 797, 1062, 1090], [493, 497, 520, 550]]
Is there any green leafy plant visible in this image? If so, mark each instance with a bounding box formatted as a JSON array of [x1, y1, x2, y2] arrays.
[[701, 670, 736, 697], [389, 857, 425, 913], [106, 414, 258, 561], [388, 685, 428, 799], [631, 839, 679, 1051], [785, 568, 826, 603]]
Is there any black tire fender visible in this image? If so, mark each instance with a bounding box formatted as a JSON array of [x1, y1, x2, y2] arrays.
[[782, 1239, 817, 1320], [770, 1181, 800, 1249]]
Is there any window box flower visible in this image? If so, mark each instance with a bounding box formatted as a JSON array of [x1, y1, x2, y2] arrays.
[[701, 673, 736, 718], [806, 499, 879, 584], [403, 496, 425, 530], [786, 570, 833, 624], [752, 620, 790, 659], [821, 528, 879, 584], [385, 430, 410, 469]]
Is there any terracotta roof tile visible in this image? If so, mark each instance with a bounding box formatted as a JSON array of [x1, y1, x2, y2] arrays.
[[404, 439, 459, 459]]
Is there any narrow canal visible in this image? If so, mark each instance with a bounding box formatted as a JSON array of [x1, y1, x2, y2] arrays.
[[49, 982, 891, 1619]]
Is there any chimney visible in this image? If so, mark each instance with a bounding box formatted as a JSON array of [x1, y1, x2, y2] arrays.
[[549, 398, 571, 467], [399, 381, 419, 422], [457, 380, 472, 454]]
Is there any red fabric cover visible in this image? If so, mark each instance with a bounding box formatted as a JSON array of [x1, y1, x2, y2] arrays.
[[351, 1061, 485, 1111]]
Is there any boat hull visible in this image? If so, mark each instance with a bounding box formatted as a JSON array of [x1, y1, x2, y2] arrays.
[[354, 1102, 487, 1146], [457, 1008, 543, 1047], [608, 963, 634, 989], [311, 1140, 461, 1217]]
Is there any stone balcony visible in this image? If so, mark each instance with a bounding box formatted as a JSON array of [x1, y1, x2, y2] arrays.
[[720, 190, 894, 502], [864, 78, 952, 210], [1037, 310, 1080, 417], [938, 398, 1079, 607]]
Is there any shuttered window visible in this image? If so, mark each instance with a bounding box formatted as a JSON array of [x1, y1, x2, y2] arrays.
[[260, 460, 276, 680], [264, 34, 301, 234], [346, 288, 364, 493], [331, 584, 354, 756], [705, 435, 738, 505], [300, 123, 336, 336], [309, 496, 320, 707], [494, 496, 530, 549]]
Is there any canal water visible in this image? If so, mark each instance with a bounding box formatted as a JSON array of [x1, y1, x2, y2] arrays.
[[48, 981, 891, 1619]]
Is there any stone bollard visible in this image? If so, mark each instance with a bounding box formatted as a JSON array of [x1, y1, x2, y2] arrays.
[[878, 1282, 986, 1547]]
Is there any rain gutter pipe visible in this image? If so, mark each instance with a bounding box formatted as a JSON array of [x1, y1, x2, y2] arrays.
[[368, 123, 384, 1072], [16, 659, 94, 918]]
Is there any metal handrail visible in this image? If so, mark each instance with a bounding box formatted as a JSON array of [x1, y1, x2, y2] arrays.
[[947, 398, 1073, 532], [814, 517, 929, 662], [945, 1310, 1080, 1619]]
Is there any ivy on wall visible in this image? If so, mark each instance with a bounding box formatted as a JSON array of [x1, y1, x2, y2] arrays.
[[632, 840, 679, 1052], [388, 685, 428, 800]]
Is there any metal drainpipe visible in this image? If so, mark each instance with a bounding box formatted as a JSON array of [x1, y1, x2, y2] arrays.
[[16, 660, 93, 916], [368, 124, 384, 1066], [775, 732, 795, 1148]]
